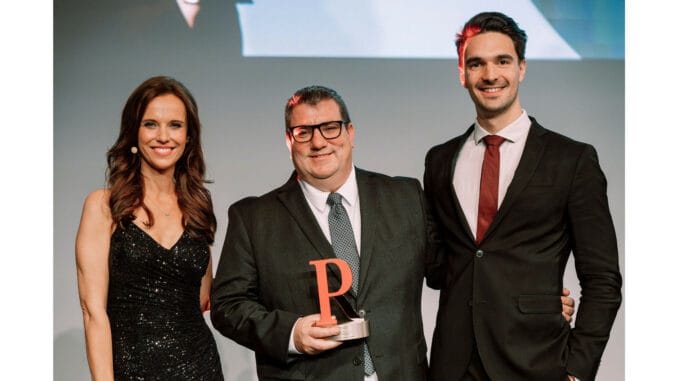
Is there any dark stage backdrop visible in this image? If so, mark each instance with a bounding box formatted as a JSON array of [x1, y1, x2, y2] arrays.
[[54, 1, 624, 380]]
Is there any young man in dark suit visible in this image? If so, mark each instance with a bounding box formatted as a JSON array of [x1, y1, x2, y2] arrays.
[[425, 12, 622, 381]]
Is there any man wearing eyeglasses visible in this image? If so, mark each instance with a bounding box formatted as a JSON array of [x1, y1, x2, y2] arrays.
[[210, 85, 574, 380], [211, 86, 435, 381], [209, 85, 438, 380]]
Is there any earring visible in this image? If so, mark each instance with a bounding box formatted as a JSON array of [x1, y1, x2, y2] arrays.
[[131, 146, 138, 154]]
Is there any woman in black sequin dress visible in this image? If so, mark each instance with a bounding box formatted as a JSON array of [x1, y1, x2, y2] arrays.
[[76, 76, 224, 380]]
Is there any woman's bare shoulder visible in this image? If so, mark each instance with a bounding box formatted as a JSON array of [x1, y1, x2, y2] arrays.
[[81, 189, 113, 225]]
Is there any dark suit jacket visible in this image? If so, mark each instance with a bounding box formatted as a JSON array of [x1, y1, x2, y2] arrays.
[[424, 118, 622, 381], [211, 168, 437, 380]]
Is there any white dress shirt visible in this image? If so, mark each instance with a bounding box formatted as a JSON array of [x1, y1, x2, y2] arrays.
[[453, 110, 531, 239], [299, 166, 362, 253]]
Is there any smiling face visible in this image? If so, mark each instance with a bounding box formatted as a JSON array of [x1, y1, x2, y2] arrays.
[[285, 99, 354, 192], [137, 93, 188, 176], [460, 31, 526, 128]]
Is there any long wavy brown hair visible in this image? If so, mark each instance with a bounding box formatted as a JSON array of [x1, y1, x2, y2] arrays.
[[106, 76, 217, 244]]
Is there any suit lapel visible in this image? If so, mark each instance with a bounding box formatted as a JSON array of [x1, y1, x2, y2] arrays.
[[277, 172, 339, 267], [355, 169, 377, 298], [278, 171, 364, 301], [448, 126, 477, 243], [484, 120, 548, 239]]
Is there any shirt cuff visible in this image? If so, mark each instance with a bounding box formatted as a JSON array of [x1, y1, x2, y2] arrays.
[[288, 318, 302, 354]]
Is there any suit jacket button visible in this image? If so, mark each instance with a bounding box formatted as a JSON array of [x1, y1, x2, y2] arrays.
[[475, 250, 484, 258], [353, 357, 362, 366], [358, 309, 366, 318]]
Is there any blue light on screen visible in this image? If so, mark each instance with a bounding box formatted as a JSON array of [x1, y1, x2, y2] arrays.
[[234, 0, 624, 60]]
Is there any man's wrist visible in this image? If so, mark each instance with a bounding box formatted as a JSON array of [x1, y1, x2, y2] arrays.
[[288, 318, 302, 354]]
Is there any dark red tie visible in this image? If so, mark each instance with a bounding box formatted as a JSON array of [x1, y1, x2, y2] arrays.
[[477, 135, 505, 243]]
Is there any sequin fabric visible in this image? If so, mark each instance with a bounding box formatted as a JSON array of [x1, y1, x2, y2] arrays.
[[107, 223, 224, 380]]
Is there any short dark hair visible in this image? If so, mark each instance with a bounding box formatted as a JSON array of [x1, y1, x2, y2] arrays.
[[284, 85, 351, 129], [455, 12, 527, 66]]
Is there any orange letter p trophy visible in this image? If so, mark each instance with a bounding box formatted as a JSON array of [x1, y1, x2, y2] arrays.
[[309, 258, 370, 340]]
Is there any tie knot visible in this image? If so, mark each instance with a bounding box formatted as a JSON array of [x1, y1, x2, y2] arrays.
[[483, 135, 505, 147], [327, 192, 343, 207]]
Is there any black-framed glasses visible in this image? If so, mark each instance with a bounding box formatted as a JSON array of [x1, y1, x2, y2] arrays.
[[287, 120, 346, 143]]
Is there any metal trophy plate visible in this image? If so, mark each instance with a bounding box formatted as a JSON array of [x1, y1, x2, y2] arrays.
[[329, 318, 370, 341]]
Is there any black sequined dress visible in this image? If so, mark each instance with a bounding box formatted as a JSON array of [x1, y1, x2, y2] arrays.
[[107, 223, 224, 380]]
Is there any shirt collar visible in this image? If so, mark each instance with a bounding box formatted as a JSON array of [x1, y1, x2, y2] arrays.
[[299, 166, 358, 212], [472, 110, 531, 145]]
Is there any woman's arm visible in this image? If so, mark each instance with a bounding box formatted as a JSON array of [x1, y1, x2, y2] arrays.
[[75, 189, 115, 381], [200, 253, 214, 313]]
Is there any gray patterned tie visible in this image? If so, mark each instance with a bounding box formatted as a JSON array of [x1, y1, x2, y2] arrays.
[[327, 192, 376, 376]]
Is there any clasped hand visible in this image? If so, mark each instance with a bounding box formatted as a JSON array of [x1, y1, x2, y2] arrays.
[[293, 314, 344, 355]]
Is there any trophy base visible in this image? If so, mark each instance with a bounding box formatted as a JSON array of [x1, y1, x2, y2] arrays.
[[328, 318, 370, 341]]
